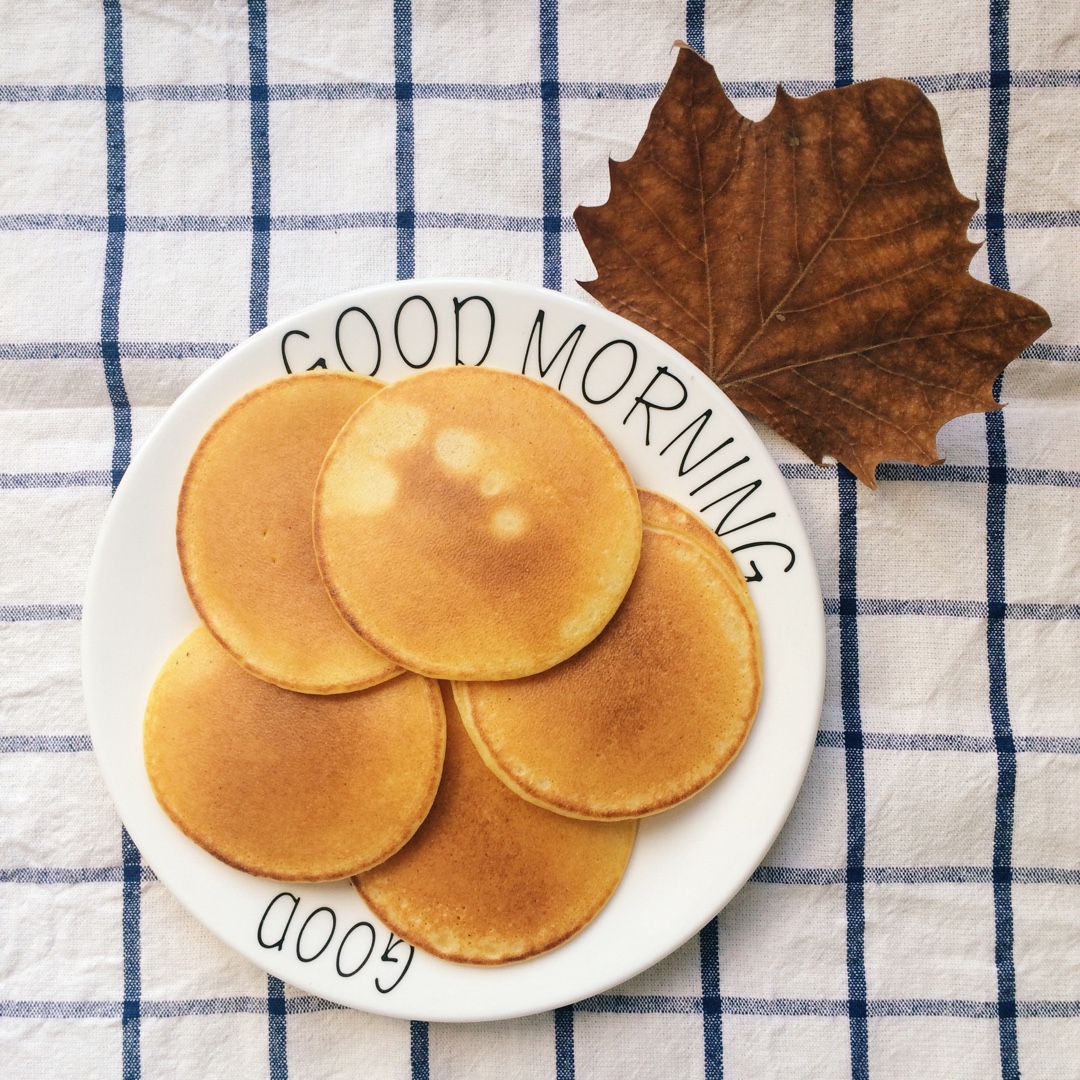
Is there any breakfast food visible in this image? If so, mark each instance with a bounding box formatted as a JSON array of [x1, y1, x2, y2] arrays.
[[356, 684, 636, 964], [148, 362, 764, 966], [177, 371, 401, 694], [144, 626, 445, 881], [634, 488, 748, 598], [313, 366, 642, 681], [454, 489, 762, 820]]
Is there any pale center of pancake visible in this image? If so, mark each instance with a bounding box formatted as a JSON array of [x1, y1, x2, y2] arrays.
[[490, 505, 528, 539], [434, 427, 486, 476], [341, 456, 399, 514], [365, 401, 429, 458]]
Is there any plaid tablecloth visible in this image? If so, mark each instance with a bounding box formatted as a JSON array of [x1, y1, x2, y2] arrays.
[[2, 2, 1077, 1077]]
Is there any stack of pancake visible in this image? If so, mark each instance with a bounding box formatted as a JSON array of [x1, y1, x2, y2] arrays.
[[145, 366, 762, 965]]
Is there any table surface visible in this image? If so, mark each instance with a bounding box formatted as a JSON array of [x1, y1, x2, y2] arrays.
[[1, 2, 1077, 1078]]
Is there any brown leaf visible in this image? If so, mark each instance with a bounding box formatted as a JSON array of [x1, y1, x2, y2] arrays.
[[574, 45, 1051, 486]]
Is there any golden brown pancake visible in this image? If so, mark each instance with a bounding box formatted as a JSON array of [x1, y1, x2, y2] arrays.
[[314, 366, 642, 681], [144, 626, 445, 881], [178, 371, 401, 694], [356, 684, 636, 964], [454, 489, 763, 820]]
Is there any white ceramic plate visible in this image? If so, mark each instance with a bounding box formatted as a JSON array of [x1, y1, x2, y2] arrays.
[[83, 279, 825, 1022]]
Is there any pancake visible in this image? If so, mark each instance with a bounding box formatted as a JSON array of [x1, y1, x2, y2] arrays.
[[144, 626, 445, 881], [454, 489, 763, 820], [356, 684, 636, 964], [314, 366, 642, 681], [635, 489, 750, 600], [178, 371, 401, 695]]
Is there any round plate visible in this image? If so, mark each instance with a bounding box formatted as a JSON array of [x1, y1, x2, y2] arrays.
[[83, 279, 825, 1022]]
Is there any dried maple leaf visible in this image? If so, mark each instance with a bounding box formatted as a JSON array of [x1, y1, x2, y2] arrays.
[[574, 45, 1051, 486]]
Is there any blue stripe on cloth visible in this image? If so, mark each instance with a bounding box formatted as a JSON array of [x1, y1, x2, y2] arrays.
[[699, 918, 723, 1080], [291, 210, 577, 232], [149, 995, 342, 1017], [102, 0, 130, 497], [751, 865, 1080, 885], [1009, 68, 1080, 87], [410, 1021, 430, 1080], [820, 597, 1080, 619], [685, 1, 705, 54], [0, 997, 335, 1019], [540, 0, 562, 290], [876, 464, 1080, 487], [0, 866, 155, 883], [0, 70, 1066, 102], [970, 210, 1080, 229], [0, 603, 82, 621], [870, 999, 1066, 1018], [121, 826, 141, 1080], [248, 0, 270, 337], [0, 210, 586, 233], [3, 995, 1079, 1021], [815, 730, 1080, 754], [838, 467, 869, 1080], [2, 69, 1076, 105], [2, 996, 341, 1020], [0, 1001, 126, 1018], [575, 995, 1080, 1017], [782, 461, 1080, 487], [0, 470, 111, 489], [394, 0, 415, 280], [1007, 736, 1080, 754], [144, 996, 324, 1017], [0, 213, 115, 230], [988, 268, 1023, 1070], [1022, 342, 1080, 362], [0, 735, 93, 753], [0, 340, 234, 359], [102, 7, 140, 1072], [834, 0, 854, 88], [268, 976, 288, 1080], [0, 85, 108, 101], [986, 5, 1012, 288], [986, 5, 1020, 1078], [415, 80, 654, 100], [554, 1006, 575, 1080]]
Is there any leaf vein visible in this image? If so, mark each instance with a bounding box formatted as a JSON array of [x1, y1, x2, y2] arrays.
[[781, 250, 957, 314], [717, 95, 924, 378], [722, 314, 1048, 386]]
